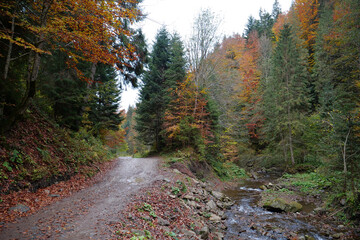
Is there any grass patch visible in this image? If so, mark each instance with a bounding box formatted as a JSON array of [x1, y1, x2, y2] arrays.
[[281, 172, 333, 194]]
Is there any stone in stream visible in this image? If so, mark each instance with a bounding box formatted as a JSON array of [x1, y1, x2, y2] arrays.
[[262, 197, 302, 213]]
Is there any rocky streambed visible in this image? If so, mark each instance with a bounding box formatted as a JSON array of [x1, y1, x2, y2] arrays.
[[223, 172, 359, 240]]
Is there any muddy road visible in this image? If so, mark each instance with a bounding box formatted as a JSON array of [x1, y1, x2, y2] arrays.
[[0, 157, 161, 239]]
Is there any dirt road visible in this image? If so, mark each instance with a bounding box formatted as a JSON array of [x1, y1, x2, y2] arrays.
[[0, 157, 161, 239]]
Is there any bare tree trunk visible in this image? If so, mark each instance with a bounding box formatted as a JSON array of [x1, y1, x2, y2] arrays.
[[1, 14, 16, 121], [341, 129, 350, 192], [288, 122, 295, 165], [281, 133, 288, 163], [4, 16, 15, 81]]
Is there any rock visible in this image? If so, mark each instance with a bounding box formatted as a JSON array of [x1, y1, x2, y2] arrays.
[[305, 235, 316, 240], [211, 191, 224, 200], [206, 200, 217, 212], [262, 198, 302, 213], [163, 178, 171, 183], [213, 231, 224, 240], [259, 185, 267, 190], [173, 169, 181, 174], [250, 170, 258, 180], [157, 217, 170, 226], [161, 226, 171, 233], [332, 233, 344, 239], [337, 225, 345, 229], [209, 213, 221, 222], [131, 229, 145, 236], [192, 178, 200, 185], [183, 193, 196, 201], [313, 207, 326, 214], [181, 229, 197, 238], [44, 189, 50, 194], [142, 215, 151, 221], [199, 181, 206, 188], [340, 198, 346, 206], [9, 204, 30, 213], [199, 226, 209, 239], [216, 200, 234, 209], [187, 200, 201, 209], [49, 194, 60, 198]]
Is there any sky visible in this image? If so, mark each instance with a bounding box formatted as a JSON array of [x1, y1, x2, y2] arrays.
[[120, 0, 294, 110]]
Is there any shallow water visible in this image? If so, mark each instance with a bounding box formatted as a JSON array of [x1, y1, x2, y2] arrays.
[[223, 175, 328, 240]]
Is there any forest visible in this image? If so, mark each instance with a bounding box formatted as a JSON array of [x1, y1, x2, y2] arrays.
[[0, 0, 359, 231]]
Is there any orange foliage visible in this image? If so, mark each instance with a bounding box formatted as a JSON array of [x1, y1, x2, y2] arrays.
[[237, 32, 263, 139], [0, 0, 141, 82], [272, 13, 289, 42], [294, 0, 320, 68], [163, 74, 213, 146]]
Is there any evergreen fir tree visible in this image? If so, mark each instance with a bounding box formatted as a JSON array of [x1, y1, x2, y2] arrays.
[[88, 64, 122, 135], [264, 24, 309, 165], [135, 28, 171, 151]]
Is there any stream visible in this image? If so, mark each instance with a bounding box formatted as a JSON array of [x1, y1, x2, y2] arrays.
[[223, 174, 329, 240]]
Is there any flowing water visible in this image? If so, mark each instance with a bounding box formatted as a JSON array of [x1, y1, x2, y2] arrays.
[[223, 175, 329, 240]]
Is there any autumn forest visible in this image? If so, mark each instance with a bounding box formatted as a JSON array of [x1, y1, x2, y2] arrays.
[[0, 0, 360, 236]]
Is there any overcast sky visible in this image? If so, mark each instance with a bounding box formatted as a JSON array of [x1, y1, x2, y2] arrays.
[[120, 0, 294, 110]]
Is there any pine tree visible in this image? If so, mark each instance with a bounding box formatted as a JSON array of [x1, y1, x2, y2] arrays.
[[264, 24, 309, 165], [135, 28, 171, 151], [165, 33, 186, 92], [88, 64, 122, 135]]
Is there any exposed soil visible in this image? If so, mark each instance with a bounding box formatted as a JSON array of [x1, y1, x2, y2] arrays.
[[0, 157, 161, 239]]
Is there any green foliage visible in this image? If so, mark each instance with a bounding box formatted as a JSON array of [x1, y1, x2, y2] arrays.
[[135, 28, 172, 151], [2, 161, 13, 172], [263, 24, 310, 165], [281, 172, 333, 194], [176, 180, 187, 193], [139, 203, 153, 212], [210, 160, 247, 181], [171, 187, 180, 195], [164, 231, 178, 240], [149, 211, 157, 218]]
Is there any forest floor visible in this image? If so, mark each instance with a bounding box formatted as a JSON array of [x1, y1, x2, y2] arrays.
[[0, 157, 161, 239]]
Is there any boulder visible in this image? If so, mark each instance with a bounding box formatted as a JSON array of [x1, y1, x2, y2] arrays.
[[209, 213, 221, 222], [262, 198, 302, 213], [183, 193, 196, 201], [216, 200, 234, 210], [213, 232, 224, 240], [206, 200, 217, 212], [199, 226, 209, 239], [181, 229, 197, 239], [211, 191, 224, 200]]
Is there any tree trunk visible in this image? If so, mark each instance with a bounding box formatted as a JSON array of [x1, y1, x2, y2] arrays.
[[4, 16, 15, 81], [0, 15, 16, 122], [281, 133, 288, 163], [288, 123, 295, 165], [342, 129, 350, 192], [1, 1, 51, 133]]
